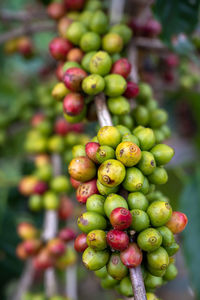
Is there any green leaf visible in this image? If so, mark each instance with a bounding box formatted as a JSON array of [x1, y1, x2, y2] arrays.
[[180, 168, 200, 299], [153, 0, 200, 43]]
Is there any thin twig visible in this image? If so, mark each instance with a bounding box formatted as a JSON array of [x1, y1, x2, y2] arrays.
[[0, 21, 56, 44], [130, 268, 146, 300], [0, 9, 48, 22], [94, 93, 113, 127]]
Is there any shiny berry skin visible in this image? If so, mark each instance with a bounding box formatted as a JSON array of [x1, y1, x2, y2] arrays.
[[166, 211, 188, 234], [106, 229, 129, 251], [124, 81, 139, 98], [76, 179, 98, 204], [54, 118, 71, 136], [68, 156, 96, 182], [59, 228, 76, 242], [64, 0, 85, 10], [58, 196, 74, 220], [67, 48, 84, 63], [47, 2, 66, 20], [74, 233, 88, 252], [63, 93, 84, 116], [110, 207, 132, 230], [111, 58, 131, 78], [70, 176, 81, 189], [49, 38, 73, 61], [34, 181, 48, 195], [85, 142, 100, 163], [120, 243, 143, 268], [63, 67, 87, 92], [47, 238, 66, 257]]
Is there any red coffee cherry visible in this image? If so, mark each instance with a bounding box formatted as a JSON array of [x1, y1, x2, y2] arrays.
[[47, 238, 66, 257], [59, 228, 76, 242], [85, 142, 100, 163], [58, 196, 74, 220], [124, 81, 139, 98], [120, 243, 143, 268], [111, 58, 131, 78], [63, 67, 87, 92], [166, 211, 188, 234], [74, 233, 88, 252], [110, 207, 132, 230], [63, 93, 85, 116], [76, 179, 98, 204], [107, 229, 129, 251], [47, 2, 66, 20], [34, 181, 48, 195], [54, 118, 71, 136], [49, 37, 73, 61]]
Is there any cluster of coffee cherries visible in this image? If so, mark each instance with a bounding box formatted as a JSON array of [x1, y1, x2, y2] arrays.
[[68, 125, 187, 298], [16, 221, 76, 272], [4, 36, 34, 58], [23, 292, 71, 300]]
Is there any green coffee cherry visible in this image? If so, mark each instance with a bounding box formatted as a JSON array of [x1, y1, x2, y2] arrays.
[[87, 230, 107, 250], [147, 201, 172, 227], [107, 253, 128, 280], [116, 125, 131, 136], [98, 159, 126, 187], [81, 51, 97, 72], [122, 134, 140, 146], [148, 167, 168, 185], [108, 96, 130, 115], [116, 142, 141, 167], [43, 191, 59, 210], [86, 194, 105, 216], [63, 61, 80, 72], [157, 226, 175, 247], [147, 265, 166, 277], [101, 274, 119, 289], [110, 24, 132, 45], [67, 22, 87, 45], [104, 74, 127, 97], [102, 33, 123, 54], [137, 228, 162, 252], [146, 98, 158, 111], [130, 209, 150, 232], [150, 144, 174, 166], [77, 212, 107, 233], [149, 109, 168, 128], [127, 192, 149, 211], [122, 167, 144, 192], [133, 105, 150, 126], [94, 265, 108, 278], [160, 124, 171, 139], [48, 135, 64, 153], [144, 273, 163, 289], [137, 83, 153, 102], [85, 0, 102, 11], [163, 263, 178, 281], [97, 126, 121, 148], [80, 32, 101, 52], [96, 145, 115, 164], [154, 129, 165, 144], [133, 125, 144, 135], [138, 151, 156, 175], [147, 247, 169, 271], [146, 292, 159, 300], [79, 11, 93, 28], [119, 276, 133, 297], [134, 128, 156, 151], [29, 195, 43, 211], [82, 74, 105, 95], [50, 176, 70, 193], [90, 10, 109, 34], [97, 179, 119, 196], [140, 176, 150, 195], [165, 242, 179, 256], [104, 193, 128, 218], [72, 145, 86, 157], [90, 51, 112, 76], [82, 247, 109, 271], [118, 114, 134, 130]]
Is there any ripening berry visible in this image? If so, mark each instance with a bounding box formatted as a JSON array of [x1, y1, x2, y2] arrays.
[[166, 211, 188, 234], [76, 179, 98, 204], [107, 229, 129, 251], [110, 207, 132, 230], [74, 233, 88, 252], [49, 38, 73, 60], [111, 58, 131, 78], [120, 243, 143, 268]]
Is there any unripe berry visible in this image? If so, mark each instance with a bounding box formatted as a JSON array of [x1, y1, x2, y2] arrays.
[[59, 228, 76, 242], [17, 222, 38, 240], [74, 233, 88, 252], [82, 247, 109, 271], [111, 58, 131, 78], [63, 93, 85, 116], [49, 38, 73, 60], [137, 228, 162, 252], [147, 201, 172, 227], [124, 81, 139, 98], [52, 83, 69, 102], [110, 207, 132, 230], [107, 253, 128, 280], [120, 243, 143, 268], [77, 212, 107, 233], [166, 211, 188, 234], [85, 142, 100, 163], [76, 179, 98, 204], [87, 230, 107, 250], [102, 33, 123, 54], [98, 159, 126, 188], [106, 229, 129, 251], [68, 156, 96, 182], [63, 68, 87, 92]]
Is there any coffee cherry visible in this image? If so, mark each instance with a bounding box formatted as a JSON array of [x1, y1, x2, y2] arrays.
[[130, 209, 150, 232], [133, 105, 150, 126], [43, 191, 59, 210], [47, 2, 66, 20], [34, 181, 48, 195], [47, 238, 66, 257], [54, 118, 70, 136], [50, 176, 70, 193], [110, 24, 132, 45], [144, 272, 163, 289], [29, 194, 43, 211], [163, 263, 178, 281], [120, 243, 143, 268], [63, 61, 81, 73], [72, 145, 86, 157], [149, 109, 168, 128], [16, 243, 29, 260], [140, 176, 150, 195], [81, 51, 97, 72], [147, 201, 172, 227], [17, 222, 38, 240], [59, 228, 76, 242], [87, 230, 107, 250], [77, 212, 107, 233], [144, 19, 162, 37], [104, 74, 127, 97], [80, 32, 101, 52], [137, 83, 153, 102], [97, 126, 121, 148], [90, 10, 109, 34], [98, 159, 125, 188], [86, 194, 105, 216], [107, 253, 128, 280], [48, 135, 65, 153], [67, 48, 84, 63], [82, 74, 105, 95], [119, 276, 133, 297], [90, 51, 112, 76], [124, 81, 139, 98], [137, 151, 156, 175], [147, 247, 169, 271], [122, 167, 144, 192], [82, 247, 109, 270], [58, 196, 73, 220], [67, 22, 87, 45], [122, 133, 140, 146], [147, 265, 166, 277], [116, 125, 131, 135], [104, 193, 128, 218], [137, 228, 162, 252], [64, 0, 85, 10], [166, 211, 188, 234], [110, 207, 132, 230], [19, 176, 37, 196], [157, 226, 175, 247], [97, 179, 119, 196], [58, 17, 72, 38], [146, 293, 159, 300], [108, 96, 130, 115], [94, 265, 107, 278], [127, 192, 149, 211], [116, 141, 141, 167], [74, 233, 88, 253], [102, 33, 123, 54], [151, 144, 174, 166], [49, 38, 73, 60], [101, 275, 118, 289], [134, 128, 156, 151], [64, 106, 86, 123], [63, 68, 87, 92], [76, 179, 98, 204], [68, 156, 96, 182], [33, 249, 54, 271], [107, 229, 129, 251], [63, 93, 84, 116], [23, 239, 42, 256], [85, 142, 100, 163], [96, 146, 115, 164], [148, 167, 168, 185], [111, 58, 131, 78]]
